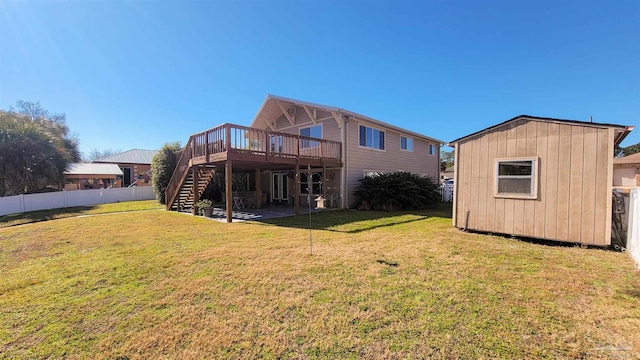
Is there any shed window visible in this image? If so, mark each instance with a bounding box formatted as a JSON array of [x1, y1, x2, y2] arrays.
[[495, 158, 538, 199]]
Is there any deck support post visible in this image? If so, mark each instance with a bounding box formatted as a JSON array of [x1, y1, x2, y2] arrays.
[[255, 167, 261, 209], [294, 161, 300, 215], [225, 160, 233, 223], [322, 162, 326, 198], [192, 166, 200, 215]]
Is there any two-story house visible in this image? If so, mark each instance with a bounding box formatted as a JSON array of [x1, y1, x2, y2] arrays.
[[166, 94, 443, 222]]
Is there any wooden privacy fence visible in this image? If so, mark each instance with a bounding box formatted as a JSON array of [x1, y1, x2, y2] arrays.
[[0, 187, 155, 216]]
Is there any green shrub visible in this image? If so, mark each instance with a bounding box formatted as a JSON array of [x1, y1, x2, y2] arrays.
[[151, 142, 181, 204], [354, 171, 441, 211]]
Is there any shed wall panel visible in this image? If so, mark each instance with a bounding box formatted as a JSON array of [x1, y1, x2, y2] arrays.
[[568, 126, 584, 242], [556, 124, 573, 241], [594, 129, 610, 245], [581, 128, 598, 245], [470, 138, 481, 230], [534, 122, 548, 238], [453, 117, 617, 246], [544, 123, 560, 240], [485, 132, 498, 232], [523, 121, 537, 236]]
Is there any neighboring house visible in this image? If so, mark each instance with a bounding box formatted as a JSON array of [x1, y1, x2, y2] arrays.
[[63, 163, 124, 190], [448, 115, 633, 247], [166, 94, 444, 222], [441, 166, 454, 182], [613, 152, 640, 187], [93, 149, 157, 187]]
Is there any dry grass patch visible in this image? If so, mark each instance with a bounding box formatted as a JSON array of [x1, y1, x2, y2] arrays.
[[0, 205, 638, 359]]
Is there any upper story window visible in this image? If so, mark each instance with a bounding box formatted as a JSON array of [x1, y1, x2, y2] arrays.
[[359, 125, 385, 150], [494, 157, 538, 199], [300, 125, 322, 138], [401, 136, 413, 151], [300, 125, 322, 149], [429, 144, 437, 155]]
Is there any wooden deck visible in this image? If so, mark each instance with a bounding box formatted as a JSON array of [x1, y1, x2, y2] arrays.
[[165, 123, 342, 216]]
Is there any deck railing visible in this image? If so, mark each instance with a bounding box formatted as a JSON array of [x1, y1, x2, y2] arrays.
[[165, 123, 342, 209]]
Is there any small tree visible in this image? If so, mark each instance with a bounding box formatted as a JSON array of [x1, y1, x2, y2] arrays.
[[151, 142, 181, 204], [354, 171, 441, 211]]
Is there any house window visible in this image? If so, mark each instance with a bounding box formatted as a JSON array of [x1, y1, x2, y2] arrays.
[[359, 125, 385, 150], [401, 136, 413, 151], [300, 125, 322, 149], [363, 170, 384, 178], [300, 172, 322, 194], [429, 144, 436, 156], [495, 158, 538, 199]]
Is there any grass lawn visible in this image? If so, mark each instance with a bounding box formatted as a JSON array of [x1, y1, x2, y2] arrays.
[[0, 200, 163, 228], [0, 204, 638, 359]]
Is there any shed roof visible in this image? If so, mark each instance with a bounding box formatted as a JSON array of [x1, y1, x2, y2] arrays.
[[94, 149, 157, 165], [613, 152, 640, 165], [250, 94, 445, 144], [64, 163, 123, 176], [448, 115, 634, 146]]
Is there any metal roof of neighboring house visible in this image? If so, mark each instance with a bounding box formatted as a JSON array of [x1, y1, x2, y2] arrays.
[[613, 152, 640, 165], [448, 115, 634, 146], [250, 94, 445, 144], [64, 163, 124, 176], [93, 149, 158, 165]]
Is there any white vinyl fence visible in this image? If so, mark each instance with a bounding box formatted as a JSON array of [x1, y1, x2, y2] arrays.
[[0, 187, 155, 216], [440, 184, 454, 203], [627, 188, 640, 269]]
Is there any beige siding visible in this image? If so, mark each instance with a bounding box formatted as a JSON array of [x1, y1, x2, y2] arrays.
[[343, 119, 440, 207], [268, 106, 441, 208], [453, 119, 613, 246], [272, 107, 341, 142]]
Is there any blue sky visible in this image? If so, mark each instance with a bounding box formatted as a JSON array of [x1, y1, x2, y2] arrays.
[[1, 0, 638, 156]]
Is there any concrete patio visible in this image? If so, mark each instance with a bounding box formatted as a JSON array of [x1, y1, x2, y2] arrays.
[[199, 204, 328, 223]]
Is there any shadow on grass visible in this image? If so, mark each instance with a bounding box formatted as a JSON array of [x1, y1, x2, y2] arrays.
[[257, 203, 452, 234], [0, 206, 98, 228]]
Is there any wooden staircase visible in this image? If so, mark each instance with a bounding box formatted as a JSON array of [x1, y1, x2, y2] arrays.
[[169, 164, 216, 212]]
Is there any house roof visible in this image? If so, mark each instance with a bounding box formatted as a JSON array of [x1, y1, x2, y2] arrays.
[[250, 94, 445, 144], [614, 152, 640, 165], [448, 115, 634, 146], [64, 163, 124, 176], [93, 149, 157, 165]]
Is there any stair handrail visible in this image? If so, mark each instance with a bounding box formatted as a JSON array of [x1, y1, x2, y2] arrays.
[[165, 135, 195, 210]]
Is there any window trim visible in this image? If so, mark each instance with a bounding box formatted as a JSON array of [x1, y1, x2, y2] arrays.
[[429, 144, 437, 156], [363, 170, 384, 178], [299, 124, 323, 149], [358, 124, 386, 151], [494, 157, 539, 200], [300, 171, 323, 195], [299, 124, 323, 139], [400, 136, 413, 152]]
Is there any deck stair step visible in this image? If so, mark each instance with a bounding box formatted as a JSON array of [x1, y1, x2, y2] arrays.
[[169, 165, 216, 211]]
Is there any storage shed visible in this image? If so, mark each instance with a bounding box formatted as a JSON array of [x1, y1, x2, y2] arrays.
[[449, 115, 634, 247]]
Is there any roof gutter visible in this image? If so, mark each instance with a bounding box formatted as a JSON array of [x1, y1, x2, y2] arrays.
[[614, 126, 635, 147]]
